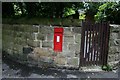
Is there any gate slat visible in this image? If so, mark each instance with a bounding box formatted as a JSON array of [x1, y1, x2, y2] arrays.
[[93, 24, 97, 65], [105, 22, 110, 65], [88, 22, 91, 66], [85, 24, 89, 64], [90, 24, 94, 65], [80, 22, 86, 66], [95, 23, 99, 65], [102, 23, 106, 65]]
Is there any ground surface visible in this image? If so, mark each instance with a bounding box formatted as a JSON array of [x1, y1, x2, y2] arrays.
[[2, 56, 119, 80]]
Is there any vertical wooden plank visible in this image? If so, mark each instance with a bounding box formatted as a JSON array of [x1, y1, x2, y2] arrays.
[[99, 22, 104, 65], [93, 23, 97, 65], [90, 23, 94, 65], [102, 22, 106, 65], [80, 22, 86, 67], [103, 22, 110, 65], [98, 22, 102, 65], [104, 22, 110, 65], [95, 23, 99, 65], [87, 22, 91, 66], [85, 23, 89, 66], [104, 22, 107, 65]]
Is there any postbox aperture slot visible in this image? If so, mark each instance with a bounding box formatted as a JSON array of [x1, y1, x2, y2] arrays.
[[56, 36, 60, 42]]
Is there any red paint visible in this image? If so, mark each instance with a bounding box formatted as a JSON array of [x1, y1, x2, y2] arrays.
[[54, 27, 64, 52]]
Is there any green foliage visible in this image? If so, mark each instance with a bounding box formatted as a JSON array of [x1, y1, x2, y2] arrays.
[[2, 2, 120, 24], [2, 2, 84, 19], [63, 8, 75, 17], [102, 64, 112, 71], [79, 13, 86, 20], [95, 2, 120, 24], [84, 2, 102, 16]]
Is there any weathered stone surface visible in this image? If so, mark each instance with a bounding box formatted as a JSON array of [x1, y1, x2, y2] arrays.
[[62, 42, 69, 51], [64, 36, 74, 43], [54, 57, 67, 65], [109, 39, 120, 46], [61, 50, 75, 58], [33, 47, 51, 57], [67, 57, 79, 66], [116, 39, 120, 46], [64, 31, 74, 36], [108, 53, 120, 62], [69, 44, 80, 52], [42, 41, 53, 48], [13, 44, 23, 54], [110, 24, 120, 32], [40, 27, 53, 34], [40, 56, 54, 63], [28, 40, 40, 47], [33, 25, 39, 32], [37, 33, 45, 40], [75, 34, 81, 43], [110, 33, 118, 40], [118, 31, 120, 39], [109, 46, 119, 54], [72, 27, 81, 33], [64, 27, 71, 32], [23, 46, 33, 54], [75, 51, 80, 57], [46, 33, 54, 41]]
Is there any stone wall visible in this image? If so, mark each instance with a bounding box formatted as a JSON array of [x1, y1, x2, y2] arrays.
[[108, 24, 120, 68], [2, 24, 81, 68]]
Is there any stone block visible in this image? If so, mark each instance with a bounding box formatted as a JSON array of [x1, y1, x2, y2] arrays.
[[109, 39, 120, 46], [54, 57, 67, 65], [110, 33, 118, 40], [64, 36, 74, 43], [108, 53, 120, 62], [13, 44, 23, 54], [110, 24, 120, 33], [33, 47, 51, 57], [116, 39, 120, 46], [63, 42, 69, 51], [61, 50, 75, 58], [118, 32, 120, 39], [40, 27, 53, 34], [31, 33, 38, 40], [23, 46, 33, 54], [109, 40, 115, 46], [64, 31, 74, 36], [75, 34, 81, 43], [42, 41, 53, 48], [72, 27, 81, 34], [32, 26, 39, 32], [67, 57, 79, 66], [75, 51, 80, 57], [40, 56, 53, 63], [109, 46, 119, 54], [37, 33, 45, 40], [69, 44, 80, 52], [46, 33, 54, 41], [33, 40, 40, 47], [27, 40, 40, 47], [64, 27, 71, 32]]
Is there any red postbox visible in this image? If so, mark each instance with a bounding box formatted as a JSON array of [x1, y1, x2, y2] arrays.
[[54, 27, 64, 52]]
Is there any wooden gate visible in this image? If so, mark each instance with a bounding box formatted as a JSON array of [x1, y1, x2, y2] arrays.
[[80, 22, 110, 67]]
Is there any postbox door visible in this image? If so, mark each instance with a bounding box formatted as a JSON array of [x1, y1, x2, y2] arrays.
[[54, 33, 63, 52]]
